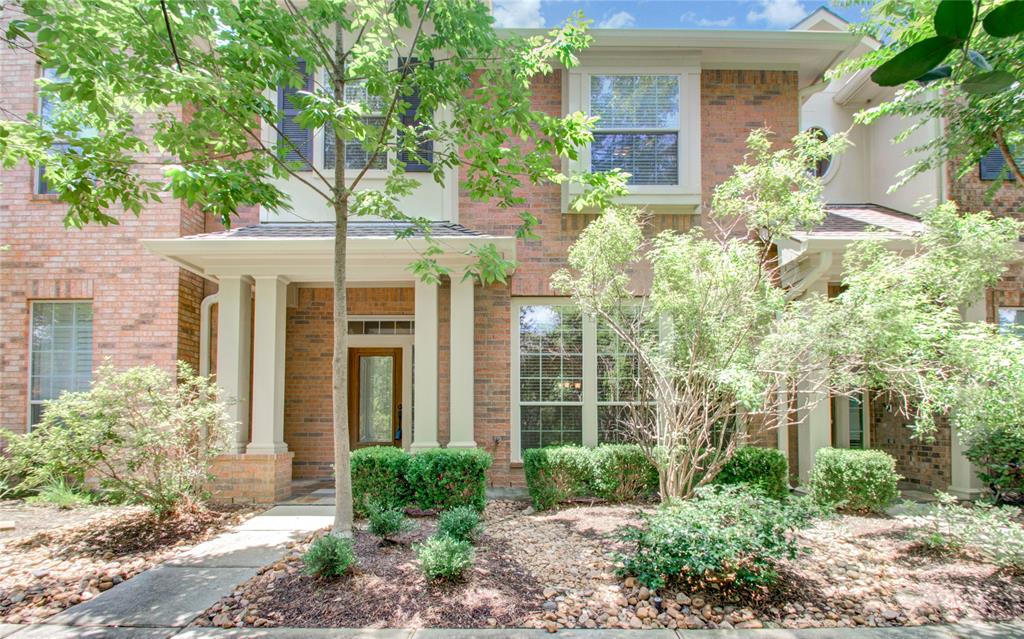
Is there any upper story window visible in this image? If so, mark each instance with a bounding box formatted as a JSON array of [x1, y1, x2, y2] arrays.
[[29, 301, 93, 427], [324, 80, 387, 171], [980, 147, 1021, 181], [590, 75, 680, 186], [36, 68, 71, 195]]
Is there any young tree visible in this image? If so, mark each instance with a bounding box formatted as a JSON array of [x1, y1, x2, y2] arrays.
[[554, 128, 1023, 500], [0, 0, 598, 534], [834, 0, 1024, 192]]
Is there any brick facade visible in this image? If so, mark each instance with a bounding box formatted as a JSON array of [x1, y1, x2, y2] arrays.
[[870, 395, 952, 490]]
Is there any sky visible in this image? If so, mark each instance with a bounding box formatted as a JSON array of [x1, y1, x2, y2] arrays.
[[491, 0, 870, 31]]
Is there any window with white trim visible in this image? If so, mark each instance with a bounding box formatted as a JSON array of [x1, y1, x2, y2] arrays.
[[29, 302, 93, 427], [590, 74, 680, 186], [999, 307, 1024, 339], [513, 299, 654, 457], [325, 79, 387, 171]]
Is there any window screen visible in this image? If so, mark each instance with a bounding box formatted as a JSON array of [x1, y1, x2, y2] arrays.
[[29, 302, 93, 427]]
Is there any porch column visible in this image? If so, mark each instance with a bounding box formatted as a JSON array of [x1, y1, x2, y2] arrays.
[[448, 276, 476, 448], [412, 279, 440, 450], [834, 395, 851, 449], [950, 296, 987, 498], [216, 275, 253, 453], [797, 281, 831, 482], [248, 276, 289, 454]]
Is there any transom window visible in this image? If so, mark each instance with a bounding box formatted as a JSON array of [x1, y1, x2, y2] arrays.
[[590, 74, 680, 186], [513, 300, 654, 457], [29, 302, 93, 427]]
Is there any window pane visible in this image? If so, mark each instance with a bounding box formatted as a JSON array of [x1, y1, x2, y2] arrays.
[[359, 355, 394, 443], [521, 405, 583, 450], [324, 116, 387, 170], [29, 302, 92, 422], [591, 75, 679, 130], [999, 308, 1024, 339], [519, 305, 584, 450], [592, 132, 678, 186]]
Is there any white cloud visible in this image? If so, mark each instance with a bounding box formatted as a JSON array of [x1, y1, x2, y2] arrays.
[[746, 0, 808, 27], [680, 11, 736, 28], [599, 10, 637, 29], [492, 0, 544, 28]]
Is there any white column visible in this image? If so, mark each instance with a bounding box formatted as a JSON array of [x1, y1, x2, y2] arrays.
[[797, 280, 832, 482], [448, 276, 476, 448], [775, 386, 789, 460], [412, 279, 439, 450], [949, 296, 987, 498], [248, 276, 289, 454], [834, 396, 851, 449], [216, 275, 253, 454]]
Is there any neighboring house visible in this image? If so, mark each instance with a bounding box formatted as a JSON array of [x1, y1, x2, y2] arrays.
[[2, 7, 1014, 503]]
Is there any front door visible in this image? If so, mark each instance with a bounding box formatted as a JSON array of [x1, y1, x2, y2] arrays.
[[348, 347, 403, 449]]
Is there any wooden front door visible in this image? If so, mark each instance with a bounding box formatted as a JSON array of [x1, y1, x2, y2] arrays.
[[348, 347, 403, 449]]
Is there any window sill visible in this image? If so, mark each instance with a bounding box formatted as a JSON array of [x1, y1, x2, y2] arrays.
[[30, 193, 63, 202]]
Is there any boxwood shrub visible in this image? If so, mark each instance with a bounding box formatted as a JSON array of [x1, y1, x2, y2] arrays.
[[406, 448, 492, 512], [523, 444, 657, 510], [350, 446, 411, 516], [965, 424, 1024, 504], [807, 447, 901, 512], [714, 446, 790, 500]]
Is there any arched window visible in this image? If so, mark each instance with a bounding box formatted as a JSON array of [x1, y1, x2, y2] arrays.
[[806, 126, 832, 179]]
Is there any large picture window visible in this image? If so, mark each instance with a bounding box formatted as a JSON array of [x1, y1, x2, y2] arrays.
[[589, 74, 680, 186], [29, 302, 93, 427], [513, 300, 652, 458]]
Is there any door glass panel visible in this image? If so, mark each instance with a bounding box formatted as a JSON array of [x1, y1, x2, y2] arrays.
[[359, 355, 394, 443], [849, 392, 864, 449]]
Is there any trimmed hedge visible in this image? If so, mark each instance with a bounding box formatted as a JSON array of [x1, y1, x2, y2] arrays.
[[714, 446, 789, 500], [807, 447, 901, 512], [406, 448, 492, 512], [523, 444, 657, 510], [351, 446, 410, 516]]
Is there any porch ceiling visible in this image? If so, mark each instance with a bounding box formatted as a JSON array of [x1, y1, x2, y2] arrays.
[[142, 221, 516, 284]]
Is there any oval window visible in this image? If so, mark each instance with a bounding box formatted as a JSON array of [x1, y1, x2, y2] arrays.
[[807, 127, 832, 179]]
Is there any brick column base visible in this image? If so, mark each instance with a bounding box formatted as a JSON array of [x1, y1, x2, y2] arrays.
[[209, 452, 294, 504]]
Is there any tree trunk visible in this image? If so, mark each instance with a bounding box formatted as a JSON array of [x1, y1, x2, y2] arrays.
[[331, 21, 354, 537]]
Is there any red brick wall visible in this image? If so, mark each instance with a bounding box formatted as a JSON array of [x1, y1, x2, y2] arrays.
[[0, 47, 205, 435], [870, 394, 952, 490]]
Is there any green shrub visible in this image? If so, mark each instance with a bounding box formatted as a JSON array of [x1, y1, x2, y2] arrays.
[[523, 446, 596, 510], [591, 444, 659, 502], [406, 448, 492, 512], [618, 485, 818, 590], [714, 446, 789, 500], [351, 446, 411, 516], [908, 492, 1024, 569], [415, 533, 474, 581], [965, 425, 1024, 504], [0, 363, 231, 516], [302, 534, 356, 578], [366, 502, 414, 541], [807, 448, 901, 512], [25, 478, 95, 509], [437, 506, 483, 543]]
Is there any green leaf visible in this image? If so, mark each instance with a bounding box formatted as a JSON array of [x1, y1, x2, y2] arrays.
[[934, 0, 974, 40], [966, 50, 992, 72], [982, 0, 1024, 38], [961, 70, 1019, 95], [916, 65, 953, 84], [871, 37, 958, 87]]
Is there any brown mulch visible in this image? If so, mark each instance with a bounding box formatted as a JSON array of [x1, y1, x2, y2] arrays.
[[0, 503, 258, 624], [197, 500, 1024, 631]]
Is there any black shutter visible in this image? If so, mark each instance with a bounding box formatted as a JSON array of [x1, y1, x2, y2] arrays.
[[397, 57, 432, 172], [979, 147, 1020, 181], [278, 59, 313, 169]]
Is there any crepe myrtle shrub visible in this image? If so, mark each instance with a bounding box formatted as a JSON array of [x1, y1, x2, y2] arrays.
[[965, 424, 1024, 504], [406, 448, 492, 512], [0, 363, 231, 516], [350, 446, 411, 516], [617, 485, 819, 590], [522, 446, 596, 510], [713, 446, 790, 500], [415, 533, 475, 582], [436, 506, 483, 543], [807, 448, 901, 513], [302, 534, 357, 579]]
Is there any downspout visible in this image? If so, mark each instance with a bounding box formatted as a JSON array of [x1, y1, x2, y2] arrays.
[[785, 251, 833, 301], [200, 293, 219, 378]]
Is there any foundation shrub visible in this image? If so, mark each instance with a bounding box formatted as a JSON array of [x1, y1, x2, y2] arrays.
[[523, 444, 658, 510], [437, 506, 483, 543], [416, 533, 474, 581], [807, 447, 901, 512], [714, 446, 790, 500], [964, 424, 1024, 504], [406, 448, 492, 512], [618, 485, 819, 590], [591, 444, 659, 502], [350, 446, 411, 516], [366, 502, 414, 541]]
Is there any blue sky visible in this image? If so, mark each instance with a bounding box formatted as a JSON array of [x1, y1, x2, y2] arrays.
[[492, 0, 869, 31]]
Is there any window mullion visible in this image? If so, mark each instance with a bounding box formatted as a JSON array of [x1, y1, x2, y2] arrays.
[[582, 312, 598, 447]]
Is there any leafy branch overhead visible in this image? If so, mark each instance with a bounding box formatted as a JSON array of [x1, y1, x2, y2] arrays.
[[872, 0, 1023, 94]]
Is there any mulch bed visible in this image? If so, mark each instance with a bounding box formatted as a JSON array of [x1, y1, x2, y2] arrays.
[[196, 499, 1024, 631], [0, 502, 258, 624]]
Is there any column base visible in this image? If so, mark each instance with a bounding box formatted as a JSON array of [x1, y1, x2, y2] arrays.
[[447, 440, 478, 449], [947, 486, 987, 501], [246, 442, 289, 455], [410, 441, 440, 452], [209, 452, 294, 504]]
